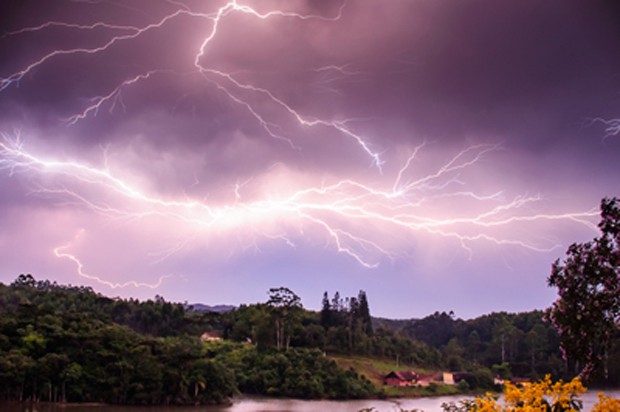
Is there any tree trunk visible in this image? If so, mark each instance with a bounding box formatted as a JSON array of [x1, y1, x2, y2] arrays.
[[604, 348, 609, 380], [275, 319, 282, 350]]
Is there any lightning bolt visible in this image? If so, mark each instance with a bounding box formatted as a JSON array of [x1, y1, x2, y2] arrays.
[[590, 117, 620, 140], [64, 70, 166, 126], [0, 1, 603, 290], [0, 1, 382, 166], [310, 64, 370, 97], [0, 133, 600, 287], [54, 230, 171, 289]]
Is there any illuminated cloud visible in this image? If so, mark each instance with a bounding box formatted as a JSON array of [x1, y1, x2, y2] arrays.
[[0, 0, 618, 317]]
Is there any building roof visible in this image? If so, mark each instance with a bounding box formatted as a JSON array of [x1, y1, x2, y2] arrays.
[[385, 370, 419, 381]]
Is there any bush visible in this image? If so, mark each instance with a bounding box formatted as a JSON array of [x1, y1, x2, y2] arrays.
[[456, 379, 470, 391], [441, 375, 620, 411]]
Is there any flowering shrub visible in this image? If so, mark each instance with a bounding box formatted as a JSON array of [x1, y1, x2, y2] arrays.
[[503, 375, 583, 411], [442, 375, 618, 411], [591, 393, 620, 412]]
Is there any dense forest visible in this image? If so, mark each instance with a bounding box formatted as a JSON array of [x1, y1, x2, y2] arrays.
[[0, 274, 618, 406], [0, 276, 378, 404], [395, 310, 619, 385]]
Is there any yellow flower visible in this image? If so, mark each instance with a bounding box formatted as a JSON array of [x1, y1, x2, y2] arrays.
[[592, 393, 620, 412], [466, 375, 589, 412], [457, 375, 617, 412]]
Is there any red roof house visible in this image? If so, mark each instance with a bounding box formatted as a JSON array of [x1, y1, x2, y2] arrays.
[[384, 370, 419, 387]]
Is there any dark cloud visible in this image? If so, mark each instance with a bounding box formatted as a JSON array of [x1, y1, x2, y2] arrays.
[[0, 0, 619, 317]]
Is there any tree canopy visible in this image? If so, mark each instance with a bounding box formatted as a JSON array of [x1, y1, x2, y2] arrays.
[[547, 197, 620, 381]]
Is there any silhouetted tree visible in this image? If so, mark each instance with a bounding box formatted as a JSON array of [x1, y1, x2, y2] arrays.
[[320, 291, 332, 329], [267, 287, 302, 351], [357, 290, 373, 336], [547, 197, 620, 381]]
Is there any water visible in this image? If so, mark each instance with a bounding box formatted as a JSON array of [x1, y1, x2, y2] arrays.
[[3, 390, 618, 412]]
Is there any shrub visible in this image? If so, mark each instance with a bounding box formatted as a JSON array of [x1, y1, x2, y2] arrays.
[[441, 375, 617, 411]]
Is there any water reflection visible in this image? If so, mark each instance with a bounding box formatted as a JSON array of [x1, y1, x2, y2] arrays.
[[3, 390, 618, 412]]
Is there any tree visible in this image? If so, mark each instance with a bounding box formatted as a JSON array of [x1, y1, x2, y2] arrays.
[[320, 291, 332, 329], [12, 273, 36, 288], [547, 197, 620, 381], [524, 323, 549, 373], [331, 291, 342, 312], [443, 337, 465, 371], [267, 287, 302, 351], [357, 290, 373, 336], [492, 314, 518, 364]]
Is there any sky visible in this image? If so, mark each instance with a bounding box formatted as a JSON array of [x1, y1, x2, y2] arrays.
[[0, 0, 619, 319]]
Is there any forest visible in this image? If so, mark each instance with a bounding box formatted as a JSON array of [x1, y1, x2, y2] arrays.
[[0, 276, 379, 405], [0, 274, 618, 405]]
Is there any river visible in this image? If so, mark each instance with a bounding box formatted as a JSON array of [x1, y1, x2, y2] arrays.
[[3, 391, 619, 412]]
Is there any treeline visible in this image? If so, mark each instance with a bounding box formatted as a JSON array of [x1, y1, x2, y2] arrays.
[[3, 274, 617, 406], [393, 310, 620, 386], [221, 289, 442, 369], [0, 274, 235, 404], [0, 277, 378, 404]]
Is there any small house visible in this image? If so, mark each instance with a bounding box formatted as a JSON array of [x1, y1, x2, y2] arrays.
[[200, 331, 222, 342], [443, 372, 471, 385], [384, 370, 419, 387]]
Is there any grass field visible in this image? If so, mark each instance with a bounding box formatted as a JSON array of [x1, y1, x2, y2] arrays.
[[329, 354, 461, 398]]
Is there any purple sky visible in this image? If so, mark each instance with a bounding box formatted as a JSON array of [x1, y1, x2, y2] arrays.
[[1, 0, 619, 319]]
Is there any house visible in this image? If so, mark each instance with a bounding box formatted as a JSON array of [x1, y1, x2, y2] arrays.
[[416, 372, 443, 387], [200, 331, 222, 342], [384, 370, 419, 387], [443, 372, 471, 385]]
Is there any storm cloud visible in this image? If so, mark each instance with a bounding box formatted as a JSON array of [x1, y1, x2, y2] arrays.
[[0, 0, 619, 318]]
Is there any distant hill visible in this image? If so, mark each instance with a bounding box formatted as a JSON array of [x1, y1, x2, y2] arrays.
[[187, 303, 236, 313]]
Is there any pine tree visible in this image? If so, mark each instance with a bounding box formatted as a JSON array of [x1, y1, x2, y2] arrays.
[[320, 291, 332, 329], [358, 290, 373, 336]]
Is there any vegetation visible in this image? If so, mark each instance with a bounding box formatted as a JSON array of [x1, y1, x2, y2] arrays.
[[547, 197, 620, 381], [212, 342, 376, 399], [2, 274, 619, 407], [329, 354, 459, 398], [0, 275, 234, 404], [441, 375, 620, 412], [396, 310, 567, 384], [0, 276, 376, 404], [223, 289, 442, 369]]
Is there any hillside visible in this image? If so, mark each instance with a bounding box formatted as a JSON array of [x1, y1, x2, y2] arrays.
[[329, 355, 461, 398], [1, 274, 618, 407]]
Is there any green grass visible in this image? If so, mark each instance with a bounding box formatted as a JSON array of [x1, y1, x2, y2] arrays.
[[328, 354, 459, 398]]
